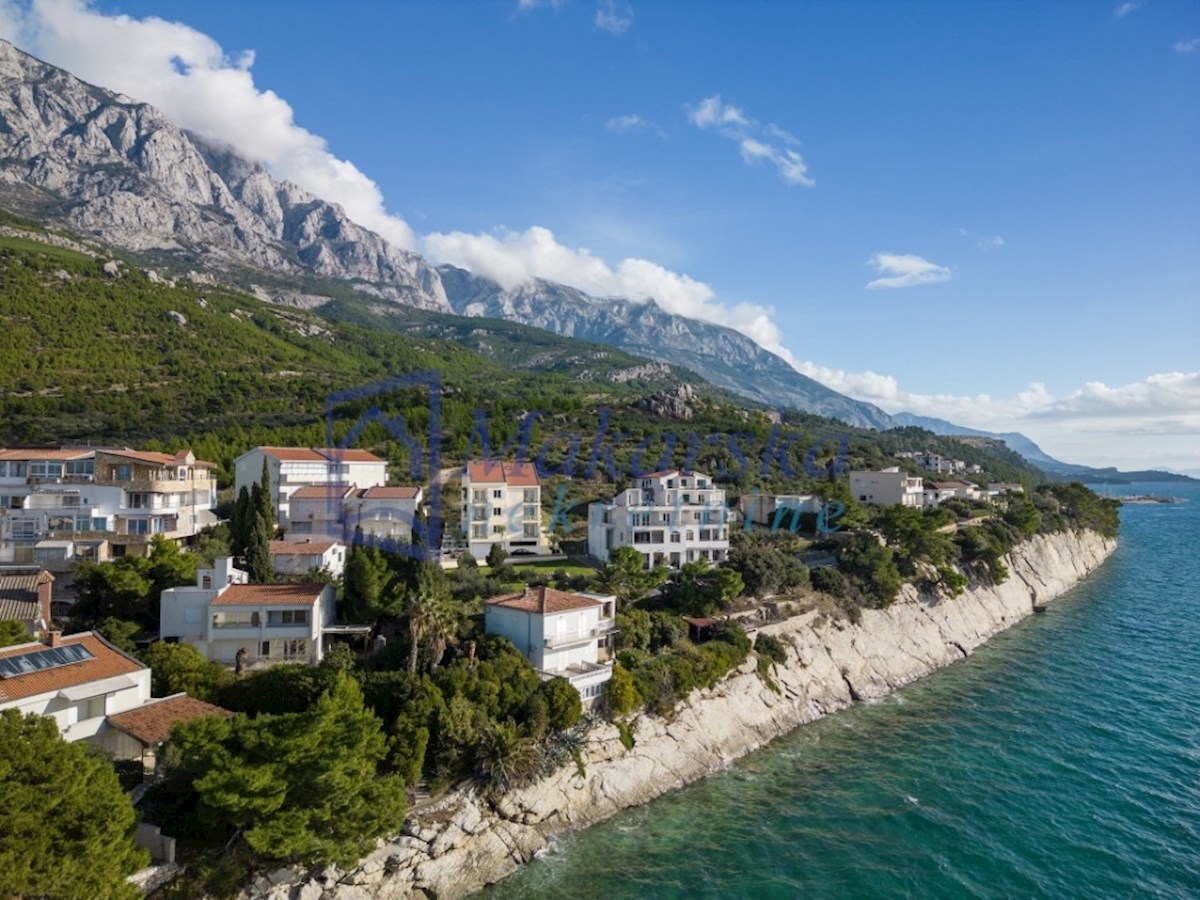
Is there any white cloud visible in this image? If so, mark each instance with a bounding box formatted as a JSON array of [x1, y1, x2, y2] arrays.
[[687, 94, 813, 187], [606, 113, 663, 137], [1173, 37, 1200, 54], [865, 253, 952, 289], [595, 0, 634, 35], [0, 0, 416, 248], [517, 0, 562, 10], [422, 225, 794, 358], [793, 360, 1200, 469], [1114, 1, 1143, 18], [958, 227, 1005, 250], [688, 95, 750, 129]]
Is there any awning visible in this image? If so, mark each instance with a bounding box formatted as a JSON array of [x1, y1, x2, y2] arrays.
[[322, 624, 373, 635], [57, 674, 138, 701]]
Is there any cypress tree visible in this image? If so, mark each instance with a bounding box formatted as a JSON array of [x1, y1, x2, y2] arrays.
[[231, 485, 251, 557]]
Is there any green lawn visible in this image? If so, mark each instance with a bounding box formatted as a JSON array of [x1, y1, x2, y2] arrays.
[[504, 559, 598, 578]]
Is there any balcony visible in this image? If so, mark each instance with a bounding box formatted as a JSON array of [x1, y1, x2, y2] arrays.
[[543, 619, 614, 649]]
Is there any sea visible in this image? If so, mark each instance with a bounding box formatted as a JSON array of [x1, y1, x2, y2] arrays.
[[485, 482, 1200, 899]]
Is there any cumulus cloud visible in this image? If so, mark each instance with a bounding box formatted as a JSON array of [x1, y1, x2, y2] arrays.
[[595, 0, 634, 34], [1174, 37, 1200, 54], [0, 0, 416, 248], [792, 361, 1200, 468], [687, 94, 814, 187], [422, 225, 794, 357], [865, 253, 952, 289]]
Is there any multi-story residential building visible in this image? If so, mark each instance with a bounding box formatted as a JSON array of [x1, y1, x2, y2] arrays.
[[0, 447, 216, 570], [159, 557, 336, 667], [269, 538, 347, 579], [460, 461, 545, 560], [849, 467, 925, 507], [587, 469, 729, 570], [484, 587, 615, 704], [233, 447, 387, 527]]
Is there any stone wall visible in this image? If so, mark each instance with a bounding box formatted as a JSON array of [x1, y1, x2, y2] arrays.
[[255, 529, 1116, 900]]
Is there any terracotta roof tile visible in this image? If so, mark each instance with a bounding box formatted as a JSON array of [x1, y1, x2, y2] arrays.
[[270, 539, 341, 555], [211, 584, 328, 607], [98, 449, 213, 469], [260, 447, 327, 462], [0, 447, 95, 461], [466, 460, 540, 487], [106, 694, 233, 746], [290, 483, 357, 500], [0, 633, 146, 703], [259, 447, 385, 464], [356, 486, 421, 500], [485, 586, 603, 614]]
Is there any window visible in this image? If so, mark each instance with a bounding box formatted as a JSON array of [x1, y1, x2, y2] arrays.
[[202, 575, 212, 589], [523, 489, 537, 503], [261, 641, 270, 656], [30, 461, 64, 479], [115, 464, 132, 482], [267, 609, 308, 626], [493, 507, 502, 517], [493, 489, 502, 499], [670, 533, 681, 543], [492, 524, 505, 535], [523, 524, 539, 538]]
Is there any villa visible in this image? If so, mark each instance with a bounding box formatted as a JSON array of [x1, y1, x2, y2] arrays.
[[849, 467, 925, 508], [233, 446, 388, 527], [460, 460, 546, 560], [484, 587, 615, 704]]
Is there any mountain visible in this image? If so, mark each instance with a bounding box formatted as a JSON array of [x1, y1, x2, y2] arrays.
[[0, 39, 448, 311], [437, 266, 896, 430], [0, 39, 905, 433], [891, 412, 1196, 483]]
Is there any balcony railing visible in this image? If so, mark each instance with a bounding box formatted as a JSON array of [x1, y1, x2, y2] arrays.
[[543, 620, 614, 649]]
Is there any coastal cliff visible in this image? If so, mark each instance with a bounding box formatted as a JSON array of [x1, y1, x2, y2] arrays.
[[262, 529, 1115, 900]]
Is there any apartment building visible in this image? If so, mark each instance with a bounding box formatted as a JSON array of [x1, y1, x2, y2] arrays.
[[460, 461, 545, 560]]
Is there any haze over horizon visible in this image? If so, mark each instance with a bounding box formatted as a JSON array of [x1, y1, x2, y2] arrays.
[[2, 0, 1197, 474]]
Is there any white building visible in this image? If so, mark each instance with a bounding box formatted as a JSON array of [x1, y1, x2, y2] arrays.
[[345, 486, 423, 544], [739, 493, 822, 530], [159, 558, 336, 667], [588, 470, 729, 570], [0, 447, 217, 570], [233, 447, 388, 527], [287, 483, 357, 538], [461, 461, 545, 560], [484, 587, 615, 704], [849, 468, 925, 507], [0, 631, 150, 744], [269, 538, 347, 579], [0, 631, 228, 766]]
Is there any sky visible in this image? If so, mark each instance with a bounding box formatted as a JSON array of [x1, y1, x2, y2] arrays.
[[2, 0, 1198, 473]]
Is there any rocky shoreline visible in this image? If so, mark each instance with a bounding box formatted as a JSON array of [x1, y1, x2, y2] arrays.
[[254, 529, 1116, 900]]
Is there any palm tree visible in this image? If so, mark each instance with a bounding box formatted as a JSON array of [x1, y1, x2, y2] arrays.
[[404, 563, 451, 674]]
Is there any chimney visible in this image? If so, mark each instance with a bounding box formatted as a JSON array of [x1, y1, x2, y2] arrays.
[[46, 630, 63, 648]]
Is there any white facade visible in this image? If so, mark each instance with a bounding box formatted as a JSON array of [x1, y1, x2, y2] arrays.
[[588, 470, 729, 570], [461, 461, 545, 560], [484, 588, 615, 703], [159, 558, 335, 667], [0, 632, 151, 745], [739, 493, 822, 529], [234, 447, 387, 527], [270, 539, 347, 579], [0, 448, 216, 570], [849, 468, 925, 508], [344, 487, 423, 544]]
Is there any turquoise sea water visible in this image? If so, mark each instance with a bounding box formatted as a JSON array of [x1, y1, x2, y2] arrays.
[[487, 483, 1200, 899]]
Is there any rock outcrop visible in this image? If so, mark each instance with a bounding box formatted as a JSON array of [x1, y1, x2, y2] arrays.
[[259, 529, 1114, 900], [0, 40, 448, 311]]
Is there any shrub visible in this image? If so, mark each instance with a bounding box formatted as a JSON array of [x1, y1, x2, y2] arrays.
[[603, 662, 643, 718]]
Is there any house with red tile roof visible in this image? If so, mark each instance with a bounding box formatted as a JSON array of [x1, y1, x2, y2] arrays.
[[269, 538, 347, 578], [461, 460, 546, 561], [159, 558, 336, 667], [0, 631, 230, 763], [233, 447, 387, 526], [0, 567, 53, 637], [484, 587, 615, 704]]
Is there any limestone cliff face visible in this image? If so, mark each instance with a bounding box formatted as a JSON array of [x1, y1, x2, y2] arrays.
[[251, 529, 1116, 900]]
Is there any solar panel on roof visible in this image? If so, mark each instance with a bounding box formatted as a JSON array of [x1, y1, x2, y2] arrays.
[[0, 643, 94, 678]]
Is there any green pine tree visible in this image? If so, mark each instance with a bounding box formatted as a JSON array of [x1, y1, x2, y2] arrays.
[[0, 710, 149, 898]]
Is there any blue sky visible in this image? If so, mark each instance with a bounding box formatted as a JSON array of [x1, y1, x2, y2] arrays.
[[2, 0, 1198, 472]]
